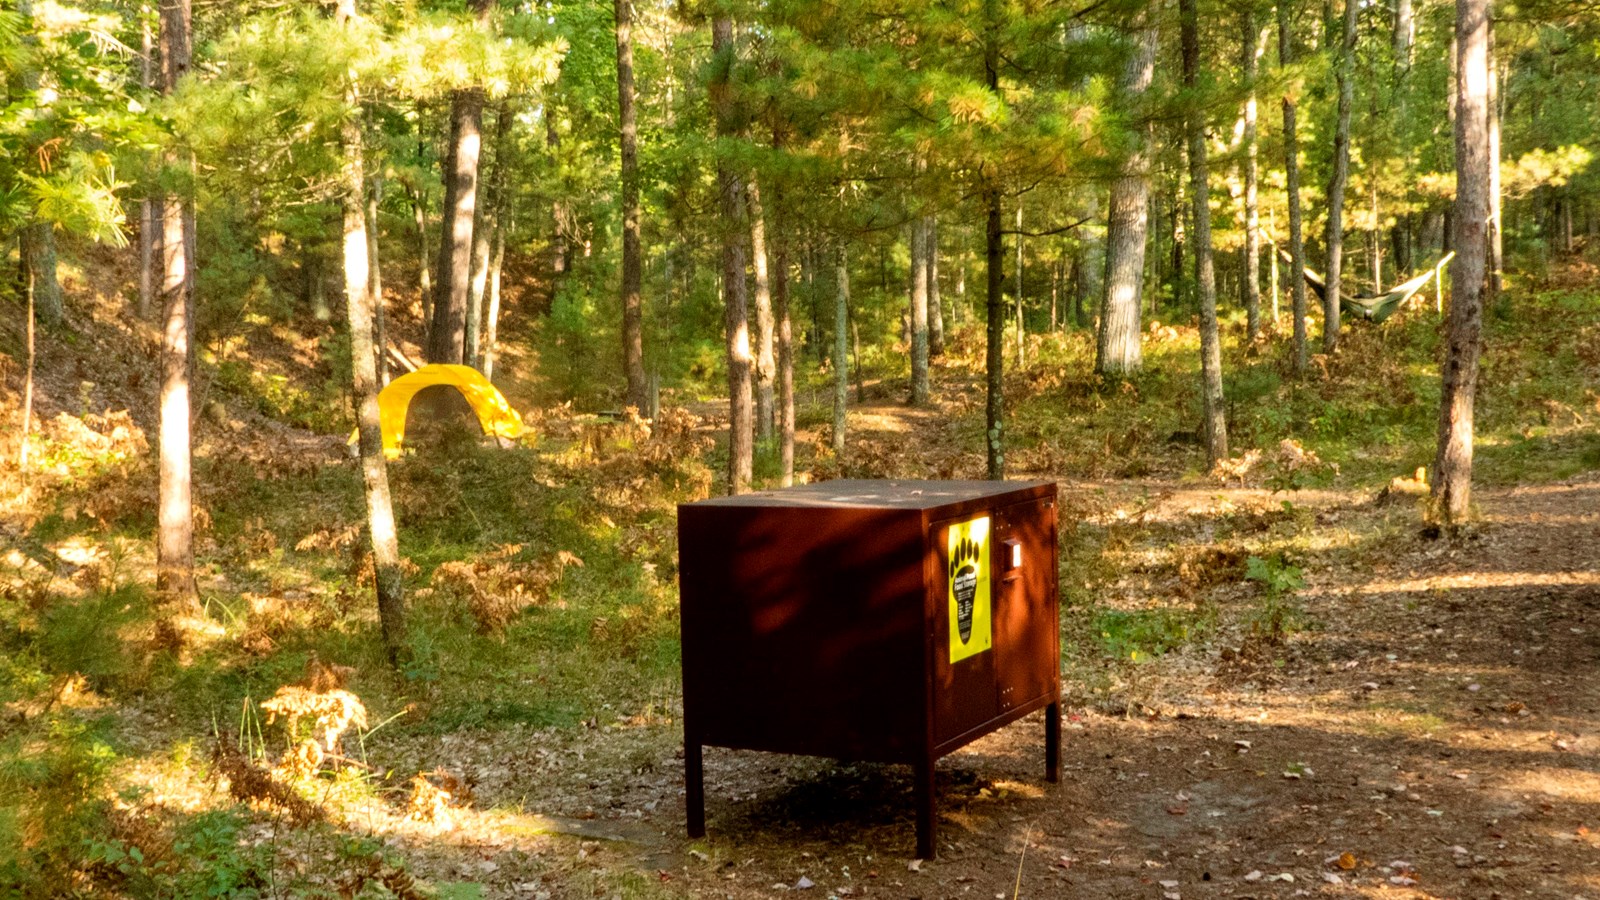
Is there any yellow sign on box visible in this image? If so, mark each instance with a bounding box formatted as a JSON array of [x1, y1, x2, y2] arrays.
[[947, 516, 992, 663]]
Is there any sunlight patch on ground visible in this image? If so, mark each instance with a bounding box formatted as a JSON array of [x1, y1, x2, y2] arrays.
[[1349, 571, 1600, 594]]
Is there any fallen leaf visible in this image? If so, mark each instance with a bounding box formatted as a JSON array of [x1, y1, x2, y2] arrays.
[[796, 876, 815, 890], [1337, 852, 1357, 870], [908, 859, 923, 873]]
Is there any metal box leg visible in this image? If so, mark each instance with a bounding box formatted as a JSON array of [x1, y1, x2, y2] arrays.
[[914, 754, 937, 859], [686, 739, 705, 838], [1045, 701, 1061, 783]]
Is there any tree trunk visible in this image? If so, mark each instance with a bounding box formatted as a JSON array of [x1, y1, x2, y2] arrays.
[[1241, 11, 1262, 340], [985, 185, 1005, 480], [616, 0, 647, 409], [1433, 0, 1489, 526], [20, 226, 63, 326], [410, 182, 431, 334], [1322, 0, 1356, 354], [833, 244, 849, 454], [712, 16, 752, 494], [367, 175, 389, 386], [983, 0, 1006, 481], [1097, 20, 1156, 376], [909, 212, 931, 405], [1013, 203, 1025, 367], [748, 179, 776, 440], [429, 86, 483, 364], [1279, 0, 1310, 375], [1486, 25, 1502, 301], [773, 188, 795, 486], [1182, 0, 1228, 469], [138, 5, 155, 320], [18, 272, 34, 472], [337, 0, 405, 664], [482, 210, 507, 381], [157, 0, 195, 605], [927, 216, 944, 357]]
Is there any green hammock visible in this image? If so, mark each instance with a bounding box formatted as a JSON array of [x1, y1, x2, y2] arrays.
[[1280, 251, 1455, 324]]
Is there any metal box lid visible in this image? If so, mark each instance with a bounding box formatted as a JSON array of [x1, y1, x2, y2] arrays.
[[682, 479, 1054, 512]]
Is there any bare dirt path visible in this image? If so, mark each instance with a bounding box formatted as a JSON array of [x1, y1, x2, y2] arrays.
[[381, 470, 1600, 900]]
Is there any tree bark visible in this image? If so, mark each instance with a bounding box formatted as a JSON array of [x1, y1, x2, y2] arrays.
[[1241, 11, 1262, 340], [157, 0, 196, 605], [367, 174, 389, 386], [1322, 0, 1357, 353], [909, 212, 931, 405], [983, 0, 1006, 481], [712, 16, 752, 494], [1433, 0, 1490, 525], [428, 86, 483, 364], [1181, 0, 1228, 469], [482, 210, 507, 381], [410, 181, 431, 333], [337, 0, 405, 664], [748, 178, 776, 439], [616, 0, 647, 409], [1486, 24, 1502, 302], [772, 187, 795, 486], [1013, 203, 1025, 367], [927, 216, 944, 357], [1279, 1, 1310, 375], [833, 244, 849, 454], [138, 4, 155, 320], [1097, 20, 1157, 377]]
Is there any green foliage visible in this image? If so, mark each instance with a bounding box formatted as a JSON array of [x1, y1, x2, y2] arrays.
[[1091, 606, 1210, 663], [1243, 553, 1306, 639]]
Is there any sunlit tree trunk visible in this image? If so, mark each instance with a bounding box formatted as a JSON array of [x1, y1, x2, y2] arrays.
[[15, 0, 62, 326], [367, 174, 389, 386], [909, 211, 931, 405], [616, 0, 647, 410], [138, 4, 155, 320], [1486, 25, 1502, 301], [429, 86, 482, 363], [1279, 1, 1310, 375], [156, 0, 196, 605], [1097, 19, 1156, 377], [482, 211, 507, 381], [712, 16, 752, 494], [1322, 0, 1356, 353], [1182, 0, 1228, 468], [749, 179, 776, 440], [927, 216, 944, 357], [1433, 0, 1490, 525], [1241, 10, 1262, 340], [337, 0, 405, 664]]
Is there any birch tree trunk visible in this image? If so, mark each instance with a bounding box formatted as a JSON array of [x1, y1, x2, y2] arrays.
[[338, 0, 406, 664], [1241, 10, 1262, 340], [1097, 20, 1157, 377], [157, 0, 196, 605], [712, 16, 752, 494], [367, 175, 389, 386], [1433, 0, 1490, 525], [1279, 0, 1310, 375], [1182, 0, 1228, 468], [616, 0, 647, 409], [748, 179, 776, 440], [1322, 0, 1357, 353]]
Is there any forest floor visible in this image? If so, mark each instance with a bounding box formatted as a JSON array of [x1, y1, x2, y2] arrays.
[[2, 249, 1599, 898], [386, 420, 1600, 900]]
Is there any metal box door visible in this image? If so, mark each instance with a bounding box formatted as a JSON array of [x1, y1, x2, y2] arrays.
[[992, 496, 1058, 714]]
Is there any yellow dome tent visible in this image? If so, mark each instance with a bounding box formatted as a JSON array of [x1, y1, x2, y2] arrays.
[[352, 364, 525, 459]]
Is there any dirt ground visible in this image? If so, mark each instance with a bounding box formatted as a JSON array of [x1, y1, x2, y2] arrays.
[[358, 464, 1600, 900]]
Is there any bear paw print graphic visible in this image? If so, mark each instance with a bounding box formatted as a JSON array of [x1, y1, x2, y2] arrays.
[[949, 536, 981, 644]]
